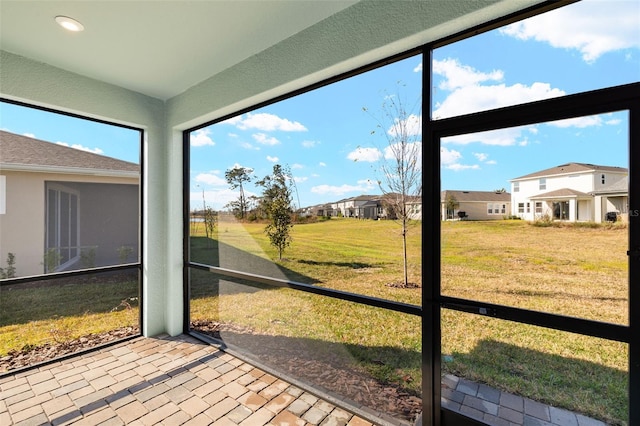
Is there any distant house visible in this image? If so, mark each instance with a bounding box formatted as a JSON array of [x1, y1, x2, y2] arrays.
[[510, 162, 628, 223], [0, 131, 140, 276], [307, 193, 421, 220], [441, 190, 511, 221]]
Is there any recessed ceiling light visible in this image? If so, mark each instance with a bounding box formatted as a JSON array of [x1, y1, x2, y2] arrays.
[[55, 16, 84, 32]]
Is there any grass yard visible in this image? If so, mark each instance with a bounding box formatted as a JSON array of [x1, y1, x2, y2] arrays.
[[0, 272, 139, 358], [190, 216, 628, 425]]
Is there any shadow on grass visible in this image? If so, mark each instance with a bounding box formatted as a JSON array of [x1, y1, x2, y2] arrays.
[[444, 339, 627, 425], [0, 271, 139, 327], [190, 236, 321, 288], [297, 259, 375, 269]]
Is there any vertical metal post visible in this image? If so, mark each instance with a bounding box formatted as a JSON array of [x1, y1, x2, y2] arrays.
[[628, 107, 639, 425], [422, 46, 441, 426]]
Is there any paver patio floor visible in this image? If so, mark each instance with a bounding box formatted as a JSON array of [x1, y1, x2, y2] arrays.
[[0, 334, 376, 426], [0, 334, 612, 426]]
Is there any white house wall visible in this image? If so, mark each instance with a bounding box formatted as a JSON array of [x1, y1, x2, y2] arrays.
[[0, 171, 46, 276]]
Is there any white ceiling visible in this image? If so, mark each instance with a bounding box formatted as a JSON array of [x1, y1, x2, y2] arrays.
[[0, 1, 358, 100]]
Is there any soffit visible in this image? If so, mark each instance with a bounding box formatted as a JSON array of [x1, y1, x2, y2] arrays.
[[0, 1, 548, 102], [0, 1, 358, 100]]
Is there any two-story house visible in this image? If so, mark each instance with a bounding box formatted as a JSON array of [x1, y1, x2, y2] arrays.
[[510, 163, 628, 223]]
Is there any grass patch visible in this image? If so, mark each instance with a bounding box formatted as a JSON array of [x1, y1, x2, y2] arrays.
[[0, 274, 139, 357], [190, 217, 628, 424]]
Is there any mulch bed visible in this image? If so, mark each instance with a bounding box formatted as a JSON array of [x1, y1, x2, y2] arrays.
[[1, 322, 421, 424], [192, 319, 422, 424]]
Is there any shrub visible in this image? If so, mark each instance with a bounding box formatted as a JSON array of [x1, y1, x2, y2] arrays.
[[0, 252, 16, 279]]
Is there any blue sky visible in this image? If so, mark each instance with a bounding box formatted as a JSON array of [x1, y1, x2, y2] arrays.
[[1, 0, 638, 211]]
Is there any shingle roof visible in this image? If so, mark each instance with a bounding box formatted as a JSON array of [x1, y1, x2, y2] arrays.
[[512, 162, 627, 180], [441, 190, 510, 202], [529, 188, 590, 199], [592, 177, 629, 195], [0, 130, 139, 173]]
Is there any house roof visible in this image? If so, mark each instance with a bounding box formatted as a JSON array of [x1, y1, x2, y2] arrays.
[[529, 188, 590, 199], [512, 162, 628, 180], [0, 130, 139, 176], [591, 177, 629, 195], [441, 190, 510, 203]]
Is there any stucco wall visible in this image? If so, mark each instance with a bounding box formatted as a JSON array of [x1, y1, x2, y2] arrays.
[[0, 51, 168, 337], [0, 171, 46, 276]]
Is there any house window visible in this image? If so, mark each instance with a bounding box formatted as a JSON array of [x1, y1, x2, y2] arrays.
[[501, 204, 506, 214], [513, 182, 519, 192], [518, 203, 525, 213], [539, 178, 546, 190], [487, 204, 493, 214], [602, 174, 606, 184], [535, 202, 542, 214], [46, 184, 80, 272], [526, 202, 531, 213]]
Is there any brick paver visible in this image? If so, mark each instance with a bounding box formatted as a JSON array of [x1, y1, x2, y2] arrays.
[[442, 373, 608, 426], [0, 334, 610, 426], [0, 334, 371, 425]]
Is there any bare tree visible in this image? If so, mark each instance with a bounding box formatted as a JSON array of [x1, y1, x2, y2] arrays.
[[365, 91, 421, 287]]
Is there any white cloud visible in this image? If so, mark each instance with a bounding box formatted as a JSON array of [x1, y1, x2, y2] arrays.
[[191, 188, 257, 211], [240, 141, 259, 150], [388, 114, 422, 137], [194, 172, 226, 187], [190, 129, 215, 147], [302, 140, 320, 148], [347, 147, 382, 162], [56, 142, 104, 155], [319, 162, 327, 167], [548, 115, 603, 128], [442, 126, 527, 146], [434, 82, 565, 119], [226, 112, 307, 132], [446, 163, 480, 171], [266, 155, 279, 163], [310, 181, 375, 196], [441, 147, 462, 165], [294, 176, 308, 183], [383, 143, 422, 170], [473, 153, 488, 162], [433, 58, 503, 91], [486, 160, 497, 165], [442, 148, 487, 171], [500, 0, 640, 63], [23, 132, 36, 138], [291, 163, 304, 169], [253, 133, 280, 146], [413, 62, 423, 73]]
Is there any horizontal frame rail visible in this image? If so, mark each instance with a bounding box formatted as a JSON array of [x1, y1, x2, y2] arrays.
[[0, 263, 141, 287], [430, 82, 640, 137], [441, 295, 629, 343], [188, 261, 422, 317]]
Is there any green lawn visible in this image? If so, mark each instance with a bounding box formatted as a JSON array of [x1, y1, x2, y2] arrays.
[[0, 217, 628, 424], [190, 216, 628, 425], [0, 274, 139, 358]]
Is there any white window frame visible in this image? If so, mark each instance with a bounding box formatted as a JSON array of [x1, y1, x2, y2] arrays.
[[45, 183, 81, 272]]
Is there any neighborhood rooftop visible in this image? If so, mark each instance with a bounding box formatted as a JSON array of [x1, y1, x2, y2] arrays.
[[512, 162, 628, 180], [441, 190, 511, 202], [0, 130, 139, 173]]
